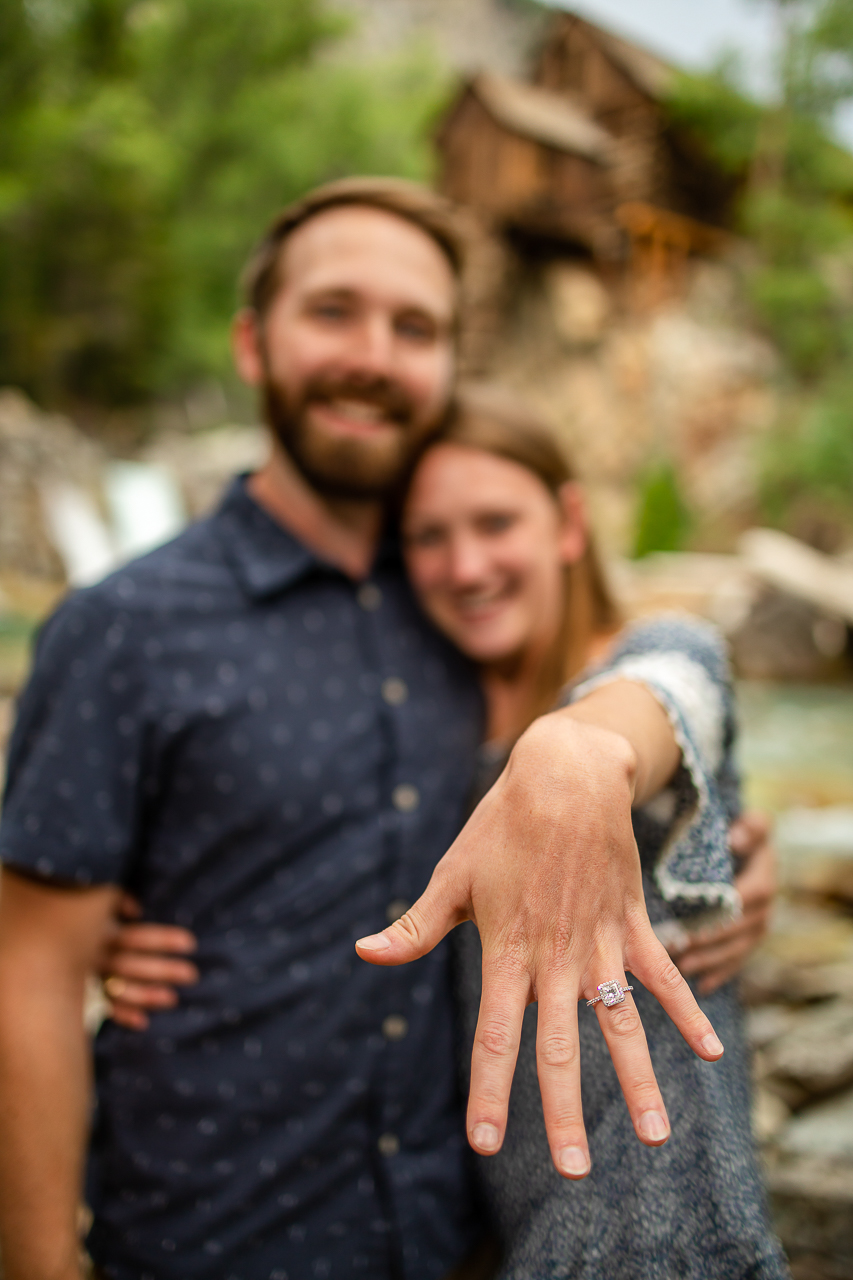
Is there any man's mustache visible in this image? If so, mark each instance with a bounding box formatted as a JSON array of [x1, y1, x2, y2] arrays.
[[300, 371, 417, 427]]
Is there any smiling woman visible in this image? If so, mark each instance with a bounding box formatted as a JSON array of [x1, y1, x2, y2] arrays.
[[402, 384, 619, 742], [395, 385, 790, 1279]]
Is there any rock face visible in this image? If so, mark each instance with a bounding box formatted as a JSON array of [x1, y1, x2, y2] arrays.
[[143, 425, 269, 520], [777, 1088, 853, 1162], [739, 529, 853, 628], [766, 1155, 853, 1277], [609, 534, 853, 681], [725, 531, 853, 679], [729, 587, 850, 681], [0, 389, 269, 588], [744, 895, 853, 1274], [765, 1000, 853, 1097], [0, 389, 106, 581], [545, 264, 612, 347], [478, 259, 778, 556]]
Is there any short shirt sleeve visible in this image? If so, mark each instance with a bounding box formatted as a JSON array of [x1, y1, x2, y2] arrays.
[[567, 615, 741, 920], [0, 588, 149, 886]]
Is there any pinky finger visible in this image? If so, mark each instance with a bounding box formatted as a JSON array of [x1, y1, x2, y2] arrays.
[[632, 941, 724, 1061]]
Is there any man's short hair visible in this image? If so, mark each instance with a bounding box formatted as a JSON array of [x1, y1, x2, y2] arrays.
[[241, 177, 468, 317]]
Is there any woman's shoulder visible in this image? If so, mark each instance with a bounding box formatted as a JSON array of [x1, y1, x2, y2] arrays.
[[601, 613, 731, 687]]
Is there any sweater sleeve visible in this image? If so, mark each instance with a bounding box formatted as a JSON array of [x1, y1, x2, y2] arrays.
[[567, 615, 741, 922]]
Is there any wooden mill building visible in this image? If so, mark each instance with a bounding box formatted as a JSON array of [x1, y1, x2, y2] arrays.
[[437, 10, 739, 275]]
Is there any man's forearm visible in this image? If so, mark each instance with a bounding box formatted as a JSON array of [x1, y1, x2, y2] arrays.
[[0, 946, 92, 1279]]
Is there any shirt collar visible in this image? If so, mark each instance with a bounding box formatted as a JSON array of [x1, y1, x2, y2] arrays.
[[212, 475, 401, 600]]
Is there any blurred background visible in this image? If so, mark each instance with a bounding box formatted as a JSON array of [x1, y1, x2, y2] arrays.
[[1, 1, 853, 1275]]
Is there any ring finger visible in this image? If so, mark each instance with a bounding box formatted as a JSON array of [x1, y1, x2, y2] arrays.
[[587, 966, 670, 1147]]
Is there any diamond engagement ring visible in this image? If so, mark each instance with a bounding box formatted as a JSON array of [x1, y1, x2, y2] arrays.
[[586, 980, 634, 1008]]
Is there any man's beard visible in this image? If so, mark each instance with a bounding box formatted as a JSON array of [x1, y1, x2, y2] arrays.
[[263, 370, 436, 500]]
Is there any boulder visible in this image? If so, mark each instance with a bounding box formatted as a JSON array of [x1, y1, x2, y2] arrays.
[[766, 1154, 853, 1274], [728, 586, 848, 681], [757, 901, 853, 970], [739, 528, 853, 628], [788, 857, 853, 908], [746, 1004, 799, 1050], [788, 1257, 853, 1279], [0, 388, 106, 582], [144, 424, 269, 519], [786, 962, 853, 1002], [765, 999, 853, 1097], [752, 1084, 791, 1143], [546, 264, 611, 347], [776, 1088, 853, 1163], [609, 551, 756, 629]]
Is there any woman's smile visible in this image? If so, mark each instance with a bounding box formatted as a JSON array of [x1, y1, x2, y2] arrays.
[[402, 442, 583, 667]]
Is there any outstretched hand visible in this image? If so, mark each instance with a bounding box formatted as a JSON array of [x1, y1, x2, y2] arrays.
[[356, 710, 724, 1180]]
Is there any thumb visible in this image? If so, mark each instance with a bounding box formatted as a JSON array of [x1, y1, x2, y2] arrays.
[[355, 867, 466, 967]]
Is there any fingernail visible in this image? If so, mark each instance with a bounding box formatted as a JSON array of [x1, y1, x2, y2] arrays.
[[557, 1146, 590, 1177], [638, 1111, 669, 1143], [701, 1032, 724, 1057], [355, 933, 390, 953], [471, 1123, 500, 1153]]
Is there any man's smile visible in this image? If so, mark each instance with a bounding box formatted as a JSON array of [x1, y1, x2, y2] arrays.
[[309, 397, 400, 438]]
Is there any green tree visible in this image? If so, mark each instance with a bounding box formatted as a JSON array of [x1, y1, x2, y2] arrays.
[[0, 0, 447, 414], [632, 462, 692, 558], [667, 0, 853, 537]]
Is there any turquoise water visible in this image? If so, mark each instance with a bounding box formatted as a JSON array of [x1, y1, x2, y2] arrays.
[[736, 682, 853, 812]]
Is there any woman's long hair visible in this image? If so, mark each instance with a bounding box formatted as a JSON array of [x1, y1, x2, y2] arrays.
[[409, 383, 620, 739]]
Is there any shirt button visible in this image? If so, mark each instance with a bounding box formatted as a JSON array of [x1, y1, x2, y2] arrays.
[[392, 784, 419, 813], [386, 899, 410, 924], [381, 677, 408, 706], [382, 1015, 409, 1041], [357, 583, 382, 612], [377, 1132, 400, 1157]]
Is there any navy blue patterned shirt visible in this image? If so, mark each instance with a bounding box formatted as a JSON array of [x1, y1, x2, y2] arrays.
[[0, 478, 485, 1280]]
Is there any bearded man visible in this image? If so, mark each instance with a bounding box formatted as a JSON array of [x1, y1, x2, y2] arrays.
[[0, 180, 768, 1280]]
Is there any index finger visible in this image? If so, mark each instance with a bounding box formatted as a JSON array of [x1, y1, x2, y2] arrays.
[[466, 955, 530, 1159]]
